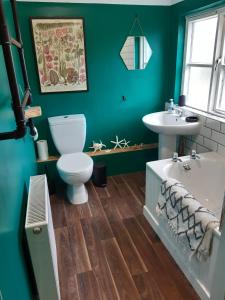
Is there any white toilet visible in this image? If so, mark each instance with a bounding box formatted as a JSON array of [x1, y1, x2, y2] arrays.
[[48, 114, 93, 205]]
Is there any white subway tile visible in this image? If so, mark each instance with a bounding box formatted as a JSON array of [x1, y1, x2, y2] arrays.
[[192, 134, 204, 145], [203, 137, 218, 151], [196, 144, 209, 153], [200, 126, 211, 138], [218, 144, 225, 157], [205, 118, 221, 131], [221, 123, 225, 134], [212, 130, 225, 146]]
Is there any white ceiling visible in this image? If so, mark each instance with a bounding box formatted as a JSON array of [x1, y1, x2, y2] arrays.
[[16, 0, 183, 6]]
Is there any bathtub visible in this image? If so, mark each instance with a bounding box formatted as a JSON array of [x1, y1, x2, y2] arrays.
[[144, 152, 225, 300]]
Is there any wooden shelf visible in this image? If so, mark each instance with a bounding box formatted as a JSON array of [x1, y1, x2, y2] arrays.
[[37, 155, 59, 163], [88, 143, 158, 156], [25, 106, 42, 119], [36, 143, 158, 163]]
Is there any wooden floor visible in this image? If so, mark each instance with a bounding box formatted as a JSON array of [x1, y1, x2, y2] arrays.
[[50, 172, 200, 300]]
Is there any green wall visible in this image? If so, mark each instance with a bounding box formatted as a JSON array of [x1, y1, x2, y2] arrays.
[[17, 2, 174, 175], [0, 0, 224, 299], [0, 1, 36, 299]]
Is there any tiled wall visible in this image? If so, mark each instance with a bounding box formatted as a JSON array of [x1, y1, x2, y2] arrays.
[[184, 113, 225, 156]]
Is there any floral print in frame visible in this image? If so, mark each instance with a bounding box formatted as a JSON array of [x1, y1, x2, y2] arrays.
[[31, 18, 88, 93]]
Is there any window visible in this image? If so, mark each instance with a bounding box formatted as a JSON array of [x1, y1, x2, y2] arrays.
[[182, 9, 225, 116]]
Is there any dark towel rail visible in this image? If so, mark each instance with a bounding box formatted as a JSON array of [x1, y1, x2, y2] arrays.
[[0, 0, 36, 140]]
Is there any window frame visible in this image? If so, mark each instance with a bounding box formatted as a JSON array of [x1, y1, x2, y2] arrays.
[[211, 12, 225, 115], [181, 8, 225, 117]]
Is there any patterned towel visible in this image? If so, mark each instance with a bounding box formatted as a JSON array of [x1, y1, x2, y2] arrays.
[[157, 178, 219, 261]]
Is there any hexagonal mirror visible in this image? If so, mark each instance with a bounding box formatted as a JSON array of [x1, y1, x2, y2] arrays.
[[120, 36, 152, 70]]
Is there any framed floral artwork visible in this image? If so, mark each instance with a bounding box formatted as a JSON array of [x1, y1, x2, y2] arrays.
[[31, 18, 88, 93]]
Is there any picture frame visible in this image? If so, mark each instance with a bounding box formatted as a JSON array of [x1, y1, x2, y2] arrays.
[[30, 17, 88, 94]]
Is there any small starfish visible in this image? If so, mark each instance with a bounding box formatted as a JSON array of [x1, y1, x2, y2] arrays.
[[89, 140, 106, 152], [99, 140, 106, 148], [122, 139, 130, 148], [110, 136, 124, 149]]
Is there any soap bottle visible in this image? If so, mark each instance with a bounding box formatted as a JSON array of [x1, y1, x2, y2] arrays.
[[167, 99, 174, 113]]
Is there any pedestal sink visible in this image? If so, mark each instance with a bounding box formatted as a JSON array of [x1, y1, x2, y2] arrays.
[[142, 111, 201, 159]]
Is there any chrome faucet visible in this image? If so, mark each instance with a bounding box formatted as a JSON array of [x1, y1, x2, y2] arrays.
[[174, 105, 184, 117], [190, 149, 200, 160], [172, 152, 182, 162]]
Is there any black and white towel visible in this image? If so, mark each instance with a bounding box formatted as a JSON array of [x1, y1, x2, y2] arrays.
[[157, 178, 219, 261]]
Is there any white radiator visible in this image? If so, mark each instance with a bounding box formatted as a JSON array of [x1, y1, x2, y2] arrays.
[[25, 175, 61, 300]]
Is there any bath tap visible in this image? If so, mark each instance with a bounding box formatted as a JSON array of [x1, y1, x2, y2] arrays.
[[172, 152, 182, 162], [190, 149, 200, 160]]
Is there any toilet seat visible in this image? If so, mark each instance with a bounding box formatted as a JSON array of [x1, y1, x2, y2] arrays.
[[57, 152, 93, 175]]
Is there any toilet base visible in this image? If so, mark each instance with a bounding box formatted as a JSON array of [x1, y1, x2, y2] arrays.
[[67, 183, 88, 205]]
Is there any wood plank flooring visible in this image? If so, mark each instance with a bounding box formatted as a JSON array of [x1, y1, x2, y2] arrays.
[[51, 172, 200, 300]]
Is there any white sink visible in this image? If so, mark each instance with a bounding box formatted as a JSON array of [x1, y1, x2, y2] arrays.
[[142, 111, 201, 159], [142, 111, 201, 135]]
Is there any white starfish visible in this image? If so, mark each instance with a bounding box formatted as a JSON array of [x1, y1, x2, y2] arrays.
[[110, 136, 124, 149], [89, 140, 106, 152], [121, 139, 130, 148]]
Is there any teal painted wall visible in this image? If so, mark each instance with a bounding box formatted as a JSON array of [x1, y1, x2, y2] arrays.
[[0, 1, 36, 299], [170, 0, 225, 102], [0, 1, 224, 299], [0, 1, 223, 299], [17, 2, 173, 175]]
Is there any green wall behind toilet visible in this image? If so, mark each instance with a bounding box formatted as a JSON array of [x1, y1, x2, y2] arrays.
[[17, 2, 174, 174], [0, 1, 36, 299]]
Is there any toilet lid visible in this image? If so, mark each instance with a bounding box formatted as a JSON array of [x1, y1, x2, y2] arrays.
[[57, 152, 93, 174]]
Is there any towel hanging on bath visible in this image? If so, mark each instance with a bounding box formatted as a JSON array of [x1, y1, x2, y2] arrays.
[[157, 178, 219, 261]]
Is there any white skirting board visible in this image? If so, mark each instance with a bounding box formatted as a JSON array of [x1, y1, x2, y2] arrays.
[[25, 175, 61, 300]]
